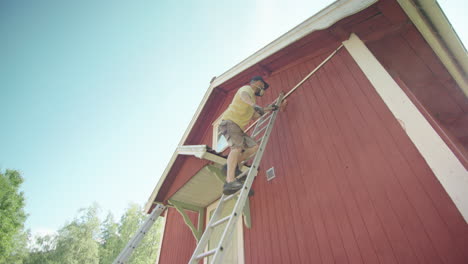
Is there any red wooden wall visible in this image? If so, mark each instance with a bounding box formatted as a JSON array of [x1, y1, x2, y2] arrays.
[[157, 208, 198, 264], [241, 47, 468, 264]]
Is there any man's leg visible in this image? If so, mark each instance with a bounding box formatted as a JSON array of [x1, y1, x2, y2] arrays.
[[238, 145, 259, 165], [226, 147, 242, 183]]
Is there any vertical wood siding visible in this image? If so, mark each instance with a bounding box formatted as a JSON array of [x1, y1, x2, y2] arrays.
[[157, 208, 198, 264], [240, 47, 468, 264]]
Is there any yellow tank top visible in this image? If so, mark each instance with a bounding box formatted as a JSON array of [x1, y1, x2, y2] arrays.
[[221, 85, 256, 130]]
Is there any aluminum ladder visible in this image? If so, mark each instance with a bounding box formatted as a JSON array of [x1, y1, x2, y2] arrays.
[[113, 204, 166, 264], [189, 93, 284, 264]]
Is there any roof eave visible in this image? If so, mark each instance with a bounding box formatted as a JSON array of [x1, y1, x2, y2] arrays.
[[396, 0, 468, 96]]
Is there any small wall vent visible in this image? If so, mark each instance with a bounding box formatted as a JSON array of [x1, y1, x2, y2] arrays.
[[266, 167, 276, 181]]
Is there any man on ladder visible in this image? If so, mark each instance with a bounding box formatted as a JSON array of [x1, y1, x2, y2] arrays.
[[218, 76, 278, 195], [191, 77, 287, 263]]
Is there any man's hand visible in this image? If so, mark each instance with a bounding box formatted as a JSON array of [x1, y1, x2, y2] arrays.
[[253, 105, 265, 116], [279, 99, 288, 112], [264, 104, 279, 111]]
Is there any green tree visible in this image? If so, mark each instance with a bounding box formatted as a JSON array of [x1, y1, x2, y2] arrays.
[[0, 169, 28, 264], [116, 203, 163, 264], [24, 234, 58, 264], [52, 203, 101, 264], [99, 213, 119, 264], [23, 202, 164, 264]]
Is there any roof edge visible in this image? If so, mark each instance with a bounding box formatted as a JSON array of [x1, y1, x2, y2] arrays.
[[396, 0, 468, 96]]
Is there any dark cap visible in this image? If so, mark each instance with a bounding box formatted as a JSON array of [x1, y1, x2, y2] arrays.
[[250, 76, 269, 89]]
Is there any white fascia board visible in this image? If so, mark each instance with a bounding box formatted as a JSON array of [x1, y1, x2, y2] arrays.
[[177, 145, 208, 158], [144, 0, 378, 213], [177, 145, 227, 165], [344, 33, 468, 222]]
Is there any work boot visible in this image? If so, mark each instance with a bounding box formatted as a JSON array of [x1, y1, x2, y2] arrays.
[[222, 178, 255, 197], [236, 176, 255, 197], [223, 179, 243, 195]]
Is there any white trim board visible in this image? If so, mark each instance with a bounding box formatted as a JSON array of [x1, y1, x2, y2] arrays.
[[343, 33, 468, 222]]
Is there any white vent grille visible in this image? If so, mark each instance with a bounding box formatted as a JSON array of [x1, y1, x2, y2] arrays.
[[266, 167, 276, 181]]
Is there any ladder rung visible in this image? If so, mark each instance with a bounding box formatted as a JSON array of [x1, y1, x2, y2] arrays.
[[251, 113, 272, 136], [210, 215, 231, 228], [252, 123, 268, 138], [237, 170, 248, 178], [196, 248, 217, 260], [223, 192, 240, 202], [257, 113, 272, 127]]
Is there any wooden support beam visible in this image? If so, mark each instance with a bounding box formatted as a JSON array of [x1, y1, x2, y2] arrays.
[[168, 199, 203, 241], [197, 208, 205, 234]]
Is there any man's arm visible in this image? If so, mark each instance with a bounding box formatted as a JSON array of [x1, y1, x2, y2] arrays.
[[240, 91, 255, 106], [240, 91, 265, 117]]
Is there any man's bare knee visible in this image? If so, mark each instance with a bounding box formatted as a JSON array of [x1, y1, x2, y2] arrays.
[[230, 147, 242, 154], [247, 145, 259, 153]]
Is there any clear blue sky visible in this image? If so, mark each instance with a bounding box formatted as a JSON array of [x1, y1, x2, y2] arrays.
[[0, 0, 465, 237]]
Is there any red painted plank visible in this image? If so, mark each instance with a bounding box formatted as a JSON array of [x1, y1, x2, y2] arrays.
[[283, 63, 350, 264], [294, 58, 375, 264], [297, 56, 382, 264], [330, 51, 430, 264], [257, 75, 304, 264], [328, 50, 439, 264], [259, 74, 296, 264], [158, 208, 198, 264], [303, 54, 399, 264]]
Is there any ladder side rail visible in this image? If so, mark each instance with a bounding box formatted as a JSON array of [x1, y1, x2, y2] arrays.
[[211, 94, 284, 263], [114, 205, 165, 264], [189, 197, 229, 263], [117, 216, 155, 261], [210, 167, 258, 263], [113, 204, 166, 264]]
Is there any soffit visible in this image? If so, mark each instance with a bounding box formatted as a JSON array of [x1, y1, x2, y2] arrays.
[[169, 165, 224, 209]]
